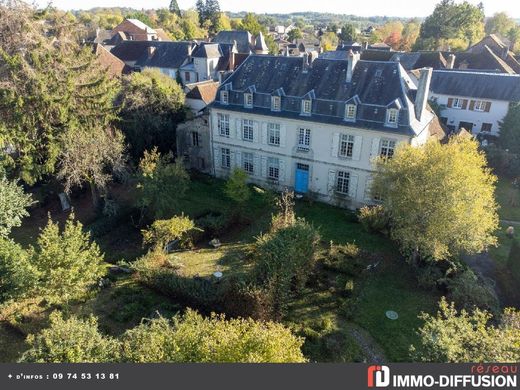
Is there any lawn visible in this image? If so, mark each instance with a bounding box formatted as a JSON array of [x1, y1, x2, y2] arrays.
[[496, 177, 520, 221], [2, 174, 441, 363]]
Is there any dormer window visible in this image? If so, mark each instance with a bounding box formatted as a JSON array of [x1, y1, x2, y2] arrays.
[[244, 93, 253, 108], [345, 104, 357, 121], [302, 99, 312, 115], [271, 96, 281, 112], [386, 109, 399, 127], [220, 91, 229, 105]]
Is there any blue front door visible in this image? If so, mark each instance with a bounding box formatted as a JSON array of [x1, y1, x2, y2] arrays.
[[295, 164, 309, 194]]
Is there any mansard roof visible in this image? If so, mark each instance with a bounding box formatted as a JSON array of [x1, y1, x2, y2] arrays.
[[212, 55, 434, 136]]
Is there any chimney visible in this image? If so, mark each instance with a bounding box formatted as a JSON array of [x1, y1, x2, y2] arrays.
[[362, 41, 369, 51], [147, 46, 156, 57], [415, 67, 433, 122], [501, 46, 509, 60], [302, 53, 309, 72], [447, 54, 455, 69], [346, 50, 360, 83]]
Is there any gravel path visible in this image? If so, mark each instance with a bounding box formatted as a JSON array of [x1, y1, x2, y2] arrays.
[[345, 322, 387, 363]]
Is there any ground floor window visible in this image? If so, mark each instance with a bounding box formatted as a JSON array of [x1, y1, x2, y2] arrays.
[[221, 148, 230, 169], [336, 171, 350, 194], [243, 152, 254, 174], [481, 123, 492, 132], [267, 157, 279, 180]]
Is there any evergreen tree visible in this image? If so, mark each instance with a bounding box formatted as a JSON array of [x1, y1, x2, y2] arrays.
[[195, 0, 206, 26], [499, 102, 520, 155], [168, 0, 181, 16]]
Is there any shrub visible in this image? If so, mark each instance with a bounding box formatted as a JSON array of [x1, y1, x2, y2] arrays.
[[416, 264, 445, 290], [344, 279, 355, 296], [196, 212, 230, 238], [253, 219, 320, 317], [120, 309, 307, 363], [142, 215, 200, 250], [0, 239, 38, 302], [446, 269, 499, 313], [322, 243, 364, 276], [21, 312, 120, 363], [358, 205, 389, 234], [224, 168, 251, 206]]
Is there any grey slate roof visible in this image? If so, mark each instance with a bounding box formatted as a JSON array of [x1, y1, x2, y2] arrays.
[[191, 43, 222, 58], [390, 51, 447, 71], [430, 70, 520, 101], [111, 41, 195, 69], [212, 55, 432, 136], [212, 30, 252, 54]]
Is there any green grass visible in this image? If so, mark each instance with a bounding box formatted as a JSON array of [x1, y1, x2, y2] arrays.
[[4, 175, 440, 362], [352, 256, 440, 362], [496, 177, 520, 221], [489, 223, 519, 264]]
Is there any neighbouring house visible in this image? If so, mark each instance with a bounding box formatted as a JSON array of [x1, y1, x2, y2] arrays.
[[428, 70, 520, 137], [212, 30, 253, 55], [94, 43, 129, 77], [111, 18, 164, 42], [208, 53, 442, 209], [466, 34, 520, 74], [180, 42, 240, 83], [110, 40, 196, 78], [185, 80, 219, 115], [177, 114, 212, 174]]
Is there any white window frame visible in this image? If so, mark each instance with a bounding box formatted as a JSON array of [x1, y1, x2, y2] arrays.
[[474, 100, 487, 112], [244, 93, 253, 108], [242, 119, 254, 142], [221, 148, 231, 169], [386, 109, 399, 126], [243, 152, 254, 174], [298, 128, 311, 150], [302, 99, 312, 115], [380, 139, 396, 159], [217, 113, 230, 137], [336, 171, 350, 195], [220, 90, 229, 105], [268, 123, 281, 146], [339, 134, 355, 158], [271, 96, 281, 112], [452, 98, 464, 109], [267, 157, 280, 180], [345, 104, 357, 121]]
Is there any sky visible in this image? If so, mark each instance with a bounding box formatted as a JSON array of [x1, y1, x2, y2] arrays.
[[43, 0, 520, 18]]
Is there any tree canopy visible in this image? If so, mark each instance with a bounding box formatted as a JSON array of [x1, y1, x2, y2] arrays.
[[499, 102, 520, 155], [21, 309, 306, 363], [0, 177, 34, 238], [412, 298, 520, 362], [372, 137, 498, 261], [117, 68, 186, 161], [135, 148, 190, 220], [414, 0, 485, 51]]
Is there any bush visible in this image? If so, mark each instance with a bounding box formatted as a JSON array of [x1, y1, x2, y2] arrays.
[[253, 219, 320, 317], [358, 205, 389, 234], [416, 264, 445, 290], [142, 215, 200, 250], [508, 239, 520, 285], [120, 309, 307, 363], [446, 269, 499, 313], [21, 312, 120, 363], [322, 243, 364, 276], [484, 145, 520, 179], [344, 279, 355, 296], [132, 254, 222, 312], [196, 212, 230, 238]]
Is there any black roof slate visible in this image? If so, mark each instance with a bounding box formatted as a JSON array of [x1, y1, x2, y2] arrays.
[[212, 30, 252, 54], [430, 70, 520, 101], [110, 41, 194, 69], [212, 55, 431, 136]]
